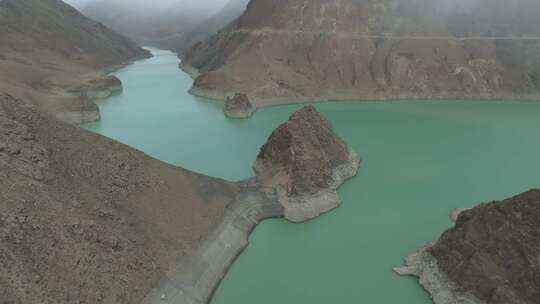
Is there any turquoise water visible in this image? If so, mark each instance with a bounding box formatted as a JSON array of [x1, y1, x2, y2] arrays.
[[83, 48, 540, 304]]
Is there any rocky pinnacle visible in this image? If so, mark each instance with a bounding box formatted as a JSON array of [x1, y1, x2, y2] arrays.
[[253, 105, 360, 222]]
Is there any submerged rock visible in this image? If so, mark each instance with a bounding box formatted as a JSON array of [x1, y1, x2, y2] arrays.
[[396, 189, 540, 304], [254, 105, 360, 222], [223, 93, 255, 118]]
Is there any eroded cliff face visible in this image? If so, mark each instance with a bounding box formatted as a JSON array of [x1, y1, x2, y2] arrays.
[[254, 105, 360, 222], [396, 189, 540, 304], [182, 0, 540, 105]]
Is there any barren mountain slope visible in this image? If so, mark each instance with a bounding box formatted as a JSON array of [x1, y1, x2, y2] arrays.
[[0, 93, 239, 303], [0, 0, 150, 123], [0, 0, 149, 68], [182, 0, 540, 106], [81, 0, 225, 51]]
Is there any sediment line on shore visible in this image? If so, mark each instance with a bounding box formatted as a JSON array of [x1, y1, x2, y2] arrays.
[[393, 242, 483, 304], [142, 182, 284, 304], [188, 83, 540, 107], [274, 147, 361, 223]]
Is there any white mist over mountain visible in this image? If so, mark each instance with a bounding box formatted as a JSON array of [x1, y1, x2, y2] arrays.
[[63, 0, 91, 8], [64, 0, 228, 15]]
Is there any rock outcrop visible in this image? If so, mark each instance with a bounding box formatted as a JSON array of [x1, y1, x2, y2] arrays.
[[395, 189, 540, 304], [223, 93, 255, 118], [182, 0, 540, 106], [69, 75, 123, 99], [254, 105, 360, 222]]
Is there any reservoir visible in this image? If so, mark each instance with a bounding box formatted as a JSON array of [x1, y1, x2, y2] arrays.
[[82, 48, 540, 304]]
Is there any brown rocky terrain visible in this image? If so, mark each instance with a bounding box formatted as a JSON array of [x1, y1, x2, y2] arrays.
[[0, 1, 362, 303], [0, 99, 358, 303], [0, 0, 150, 124], [223, 93, 255, 118], [254, 105, 360, 222], [182, 0, 540, 108], [395, 189, 540, 304], [0, 92, 239, 303]]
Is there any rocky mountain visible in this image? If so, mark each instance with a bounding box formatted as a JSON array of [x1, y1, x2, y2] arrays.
[[80, 0, 227, 51], [395, 189, 540, 304], [0, 0, 149, 68], [182, 0, 540, 107], [176, 0, 249, 54], [0, 0, 150, 124], [254, 105, 360, 222]]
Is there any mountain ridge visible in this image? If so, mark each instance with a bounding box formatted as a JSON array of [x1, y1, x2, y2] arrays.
[[181, 0, 540, 108]]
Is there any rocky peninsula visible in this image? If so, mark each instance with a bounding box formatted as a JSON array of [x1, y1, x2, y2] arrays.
[[395, 189, 540, 304]]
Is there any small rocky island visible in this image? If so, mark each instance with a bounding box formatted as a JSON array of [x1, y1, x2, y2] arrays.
[[223, 93, 255, 118], [395, 189, 540, 304], [254, 105, 361, 222]]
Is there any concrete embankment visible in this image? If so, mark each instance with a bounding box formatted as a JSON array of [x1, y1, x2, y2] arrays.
[[142, 182, 283, 304]]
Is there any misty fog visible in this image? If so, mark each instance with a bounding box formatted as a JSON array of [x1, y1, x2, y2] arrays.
[[64, 0, 229, 16]]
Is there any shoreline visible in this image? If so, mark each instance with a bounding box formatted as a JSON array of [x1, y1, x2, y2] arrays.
[[52, 54, 154, 125], [140, 145, 360, 303], [125, 74, 361, 301], [268, 147, 361, 223], [393, 208, 484, 304], [180, 63, 540, 111], [189, 84, 540, 106], [141, 181, 284, 304], [393, 242, 484, 304]]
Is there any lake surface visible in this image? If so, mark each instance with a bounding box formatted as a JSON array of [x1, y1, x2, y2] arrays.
[[83, 48, 540, 304]]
